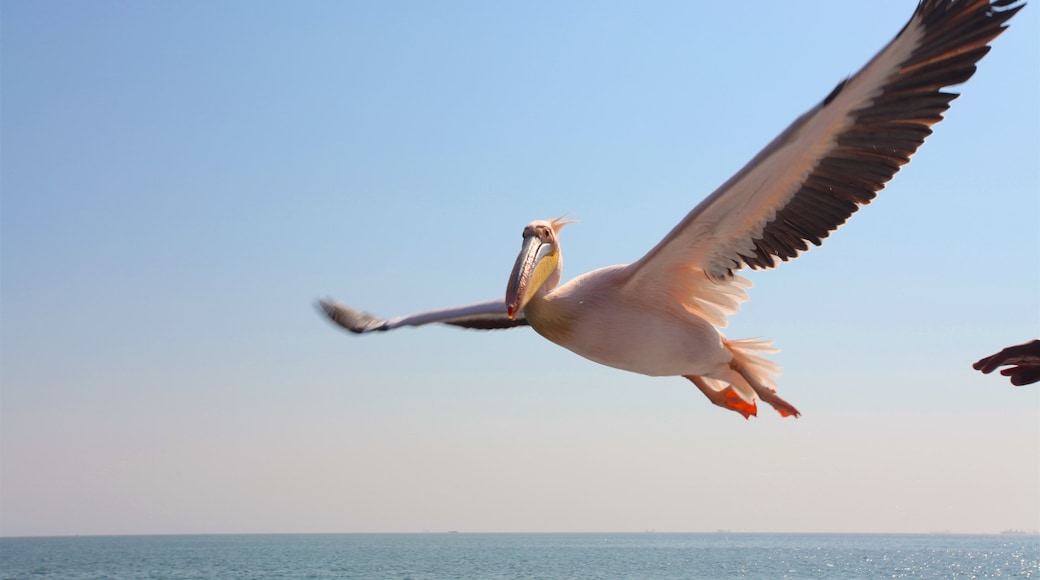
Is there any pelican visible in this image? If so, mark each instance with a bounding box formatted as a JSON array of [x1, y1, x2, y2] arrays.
[[320, 0, 1022, 418]]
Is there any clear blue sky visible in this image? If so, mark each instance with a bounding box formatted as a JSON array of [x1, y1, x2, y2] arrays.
[[2, 1, 1037, 537]]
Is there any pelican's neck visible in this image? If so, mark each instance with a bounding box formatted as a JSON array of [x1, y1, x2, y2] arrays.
[[542, 253, 563, 295], [523, 289, 574, 346]]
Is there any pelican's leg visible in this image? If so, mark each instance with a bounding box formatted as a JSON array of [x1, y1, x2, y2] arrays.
[[729, 361, 801, 418], [684, 375, 757, 419]]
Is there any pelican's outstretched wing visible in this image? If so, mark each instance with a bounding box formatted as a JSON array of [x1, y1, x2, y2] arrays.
[[625, 0, 1022, 293], [319, 298, 529, 333]]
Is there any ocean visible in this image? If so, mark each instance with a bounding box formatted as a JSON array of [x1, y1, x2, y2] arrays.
[[1, 532, 1037, 579]]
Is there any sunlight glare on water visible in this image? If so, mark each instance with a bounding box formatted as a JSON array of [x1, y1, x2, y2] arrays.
[[1, 533, 1037, 579]]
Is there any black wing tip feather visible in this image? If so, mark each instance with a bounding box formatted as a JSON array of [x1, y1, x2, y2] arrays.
[[739, 0, 1023, 273], [822, 78, 849, 106], [317, 298, 386, 333]]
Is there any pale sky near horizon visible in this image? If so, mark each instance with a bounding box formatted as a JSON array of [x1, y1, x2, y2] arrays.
[[2, 1, 1038, 537]]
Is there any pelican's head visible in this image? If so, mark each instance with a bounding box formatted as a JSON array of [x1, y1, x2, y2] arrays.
[[506, 216, 574, 319]]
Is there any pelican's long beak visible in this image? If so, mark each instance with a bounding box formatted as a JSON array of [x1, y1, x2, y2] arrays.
[[506, 233, 555, 319]]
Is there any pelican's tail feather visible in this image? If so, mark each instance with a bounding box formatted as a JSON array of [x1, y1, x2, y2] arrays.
[[725, 338, 800, 418]]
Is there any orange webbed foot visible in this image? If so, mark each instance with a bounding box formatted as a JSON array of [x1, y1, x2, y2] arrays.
[[685, 375, 759, 419], [768, 396, 801, 418], [719, 386, 758, 419]]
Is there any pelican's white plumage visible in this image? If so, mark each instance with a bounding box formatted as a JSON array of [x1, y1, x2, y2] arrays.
[[320, 0, 1023, 418]]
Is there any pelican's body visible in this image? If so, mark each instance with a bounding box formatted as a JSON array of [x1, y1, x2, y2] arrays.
[[524, 264, 726, 378], [523, 265, 779, 415], [320, 0, 1023, 418]]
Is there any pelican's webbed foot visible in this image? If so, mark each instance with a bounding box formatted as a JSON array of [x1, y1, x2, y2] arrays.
[[685, 376, 758, 419]]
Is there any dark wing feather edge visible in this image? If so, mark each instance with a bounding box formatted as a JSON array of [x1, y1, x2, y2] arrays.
[[739, 0, 1022, 272], [443, 318, 531, 330]]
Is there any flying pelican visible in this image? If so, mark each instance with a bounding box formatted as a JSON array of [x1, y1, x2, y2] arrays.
[[320, 0, 1023, 418]]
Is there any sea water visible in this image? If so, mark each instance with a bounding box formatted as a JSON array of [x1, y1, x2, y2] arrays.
[[1, 532, 1037, 579]]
